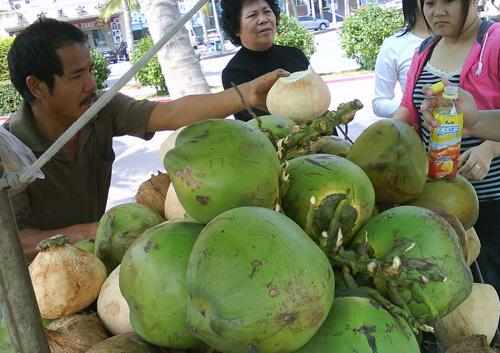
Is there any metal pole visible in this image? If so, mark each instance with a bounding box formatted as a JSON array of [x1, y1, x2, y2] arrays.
[[15, 0, 210, 189], [0, 188, 50, 353]]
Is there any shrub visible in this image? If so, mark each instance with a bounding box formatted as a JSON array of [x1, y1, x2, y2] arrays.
[[131, 36, 168, 95], [0, 81, 22, 115], [91, 49, 111, 90], [275, 15, 315, 58], [340, 4, 403, 70], [0, 37, 14, 82]]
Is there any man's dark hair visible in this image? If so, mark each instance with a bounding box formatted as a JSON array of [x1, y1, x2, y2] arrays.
[[221, 0, 281, 46], [8, 17, 87, 103]]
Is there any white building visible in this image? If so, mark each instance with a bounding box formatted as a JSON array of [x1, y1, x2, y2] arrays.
[[0, 0, 139, 53]]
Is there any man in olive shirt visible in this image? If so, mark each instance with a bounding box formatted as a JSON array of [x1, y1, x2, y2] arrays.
[[5, 18, 286, 259]]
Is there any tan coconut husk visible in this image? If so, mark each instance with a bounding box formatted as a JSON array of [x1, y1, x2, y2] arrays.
[[135, 171, 170, 217], [436, 283, 500, 348], [85, 333, 168, 353], [164, 184, 188, 221], [46, 313, 109, 353], [464, 227, 481, 266], [445, 335, 496, 353], [97, 265, 133, 335]]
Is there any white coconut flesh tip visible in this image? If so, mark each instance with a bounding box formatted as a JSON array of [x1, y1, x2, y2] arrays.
[[281, 70, 310, 83], [267, 67, 331, 124]]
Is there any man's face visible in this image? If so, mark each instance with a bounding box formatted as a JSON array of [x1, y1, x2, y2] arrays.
[[43, 43, 97, 126]]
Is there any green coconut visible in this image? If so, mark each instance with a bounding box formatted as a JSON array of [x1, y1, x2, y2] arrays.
[[120, 221, 204, 349], [187, 207, 335, 353], [310, 135, 352, 157], [348, 119, 428, 204], [246, 115, 296, 140], [353, 206, 473, 322], [95, 203, 164, 272], [86, 333, 164, 353], [295, 296, 420, 353], [408, 174, 479, 230], [74, 239, 95, 254], [282, 154, 375, 245], [164, 119, 281, 224]]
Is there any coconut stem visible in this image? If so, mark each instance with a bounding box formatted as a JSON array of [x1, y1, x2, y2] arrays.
[[36, 234, 70, 251], [331, 238, 448, 331], [277, 100, 363, 161]]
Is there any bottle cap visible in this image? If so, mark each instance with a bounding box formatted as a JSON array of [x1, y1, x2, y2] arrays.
[[442, 85, 459, 100]]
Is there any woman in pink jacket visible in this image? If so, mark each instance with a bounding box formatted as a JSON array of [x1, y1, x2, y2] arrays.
[[393, 0, 500, 294]]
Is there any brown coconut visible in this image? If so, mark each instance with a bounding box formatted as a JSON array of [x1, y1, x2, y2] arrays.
[[435, 283, 500, 348], [97, 265, 133, 335], [408, 174, 479, 230], [85, 333, 167, 353], [46, 313, 109, 353], [445, 335, 496, 353], [135, 171, 170, 217], [348, 119, 428, 204]]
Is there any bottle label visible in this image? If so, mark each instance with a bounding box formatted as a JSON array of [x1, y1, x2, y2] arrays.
[[428, 111, 463, 179]]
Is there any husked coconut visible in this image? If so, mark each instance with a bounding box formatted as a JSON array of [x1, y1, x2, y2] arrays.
[[266, 66, 331, 124], [97, 266, 133, 335], [435, 283, 500, 348], [135, 172, 170, 217], [464, 227, 481, 266], [159, 127, 185, 166], [164, 183, 188, 220], [29, 235, 107, 319], [46, 313, 109, 353]]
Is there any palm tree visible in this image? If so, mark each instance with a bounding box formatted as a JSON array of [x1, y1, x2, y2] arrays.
[[99, 0, 139, 55], [137, 0, 210, 98]]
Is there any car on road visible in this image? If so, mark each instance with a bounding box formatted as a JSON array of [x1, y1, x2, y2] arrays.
[[100, 48, 118, 64], [297, 16, 331, 31]]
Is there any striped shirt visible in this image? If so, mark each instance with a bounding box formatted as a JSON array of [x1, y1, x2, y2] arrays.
[[413, 63, 500, 201]]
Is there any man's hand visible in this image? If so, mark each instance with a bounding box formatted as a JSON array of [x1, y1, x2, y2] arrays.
[[241, 69, 289, 111], [420, 83, 479, 133], [20, 222, 98, 262]]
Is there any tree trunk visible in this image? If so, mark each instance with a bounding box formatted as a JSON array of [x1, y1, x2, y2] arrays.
[[122, 0, 135, 54], [138, 0, 210, 98], [286, 0, 297, 17]]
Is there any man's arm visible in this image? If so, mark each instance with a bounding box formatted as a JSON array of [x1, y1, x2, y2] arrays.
[[19, 222, 98, 262], [147, 69, 287, 132]]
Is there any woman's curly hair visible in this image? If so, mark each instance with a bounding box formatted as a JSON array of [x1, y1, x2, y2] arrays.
[[221, 0, 281, 46]]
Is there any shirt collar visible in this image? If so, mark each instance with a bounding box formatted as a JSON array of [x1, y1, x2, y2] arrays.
[[8, 103, 51, 154]]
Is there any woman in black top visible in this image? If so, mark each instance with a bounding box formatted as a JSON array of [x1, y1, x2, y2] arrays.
[[221, 0, 310, 121]]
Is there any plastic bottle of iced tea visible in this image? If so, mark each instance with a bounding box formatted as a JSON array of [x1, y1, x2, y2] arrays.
[[428, 85, 464, 179]]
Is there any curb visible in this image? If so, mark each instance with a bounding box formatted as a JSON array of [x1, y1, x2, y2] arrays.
[[324, 73, 374, 84]]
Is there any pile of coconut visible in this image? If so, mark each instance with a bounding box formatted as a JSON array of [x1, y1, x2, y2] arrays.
[[11, 68, 500, 353]]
